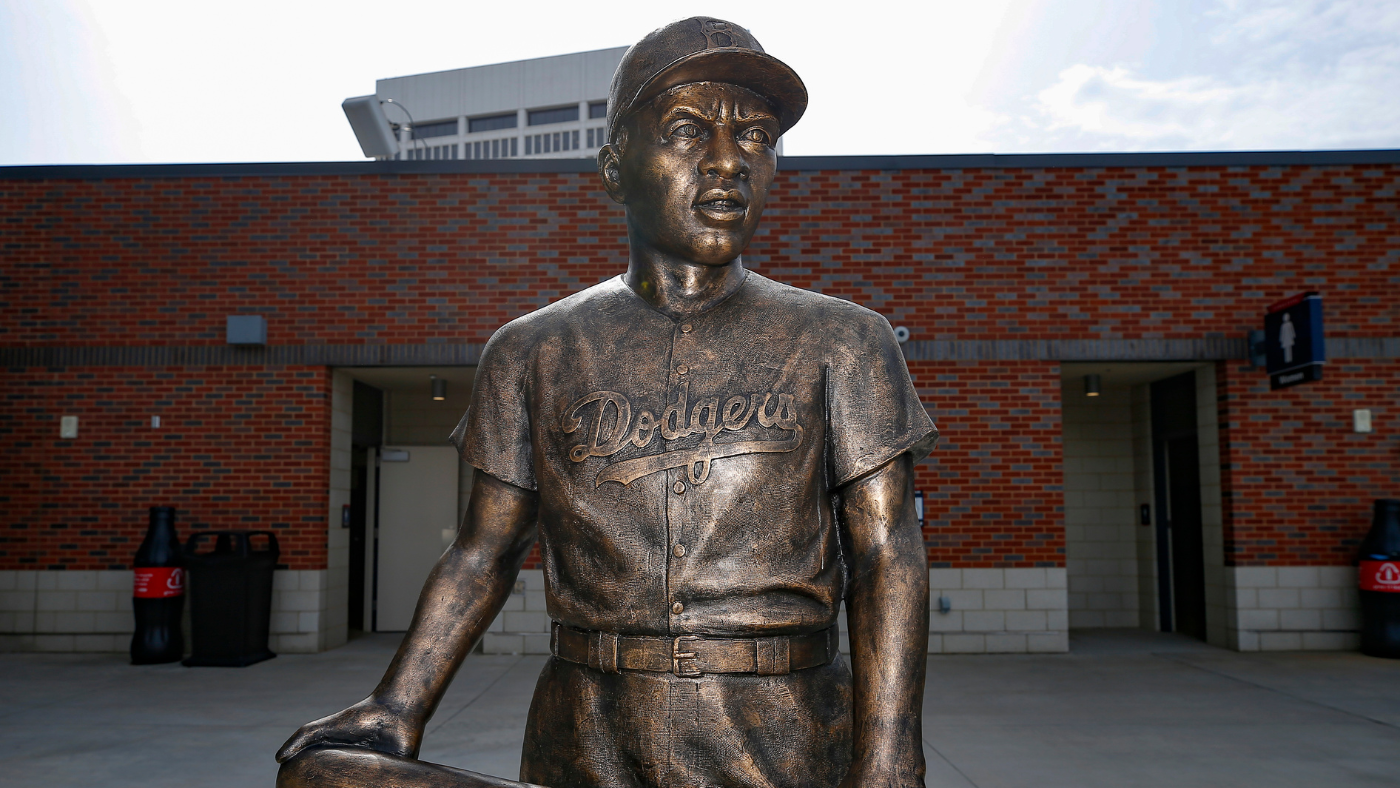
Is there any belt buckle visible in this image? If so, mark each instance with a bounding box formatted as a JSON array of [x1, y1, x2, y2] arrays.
[[672, 635, 702, 677]]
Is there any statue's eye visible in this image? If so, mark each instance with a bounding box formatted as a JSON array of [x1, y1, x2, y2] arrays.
[[671, 123, 701, 139], [741, 127, 771, 145]]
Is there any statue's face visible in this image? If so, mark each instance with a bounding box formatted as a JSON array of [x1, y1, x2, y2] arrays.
[[608, 82, 780, 267]]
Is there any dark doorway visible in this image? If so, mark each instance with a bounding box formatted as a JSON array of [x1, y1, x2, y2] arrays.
[[1150, 371, 1207, 640], [348, 380, 384, 632]]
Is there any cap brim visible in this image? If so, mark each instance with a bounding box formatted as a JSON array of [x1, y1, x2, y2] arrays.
[[625, 48, 808, 136]]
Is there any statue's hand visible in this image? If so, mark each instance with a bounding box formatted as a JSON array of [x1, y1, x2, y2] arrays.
[[275, 697, 422, 763]]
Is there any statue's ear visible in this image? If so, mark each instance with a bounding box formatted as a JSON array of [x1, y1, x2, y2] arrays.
[[598, 137, 626, 205]]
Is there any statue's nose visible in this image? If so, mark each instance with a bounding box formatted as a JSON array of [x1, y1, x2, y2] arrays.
[[701, 129, 748, 181]]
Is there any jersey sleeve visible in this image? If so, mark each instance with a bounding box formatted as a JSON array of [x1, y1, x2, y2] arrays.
[[826, 312, 939, 488], [449, 325, 536, 491]]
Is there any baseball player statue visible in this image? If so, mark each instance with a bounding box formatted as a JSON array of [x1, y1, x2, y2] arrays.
[[277, 16, 938, 788]]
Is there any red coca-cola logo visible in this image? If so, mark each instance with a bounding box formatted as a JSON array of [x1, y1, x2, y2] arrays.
[[133, 567, 184, 598], [1360, 561, 1400, 593]]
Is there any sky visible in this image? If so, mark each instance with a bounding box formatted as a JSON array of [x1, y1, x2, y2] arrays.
[[2, 0, 1398, 164]]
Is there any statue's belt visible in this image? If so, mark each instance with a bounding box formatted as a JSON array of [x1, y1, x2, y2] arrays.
[[550, 622, 838, 677]]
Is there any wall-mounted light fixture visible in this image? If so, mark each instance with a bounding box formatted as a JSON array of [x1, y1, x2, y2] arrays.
[[1084, 374, 1101, 397], [430, 375, 447, 401]]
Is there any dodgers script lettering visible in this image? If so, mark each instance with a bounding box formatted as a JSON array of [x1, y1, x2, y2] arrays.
[[563, 382, 803, 486]]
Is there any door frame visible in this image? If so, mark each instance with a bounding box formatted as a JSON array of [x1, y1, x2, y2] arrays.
[[1145, 364, 1227, 645]]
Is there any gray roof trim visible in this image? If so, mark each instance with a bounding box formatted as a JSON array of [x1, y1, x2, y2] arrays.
[[783, 149, 1400, 170], [902, 338, 1248, 362], [3, 149, 1398, 181], [0, 344, 487, 368], [4, 337, 1395, 368], [0, 159, 598, 180]]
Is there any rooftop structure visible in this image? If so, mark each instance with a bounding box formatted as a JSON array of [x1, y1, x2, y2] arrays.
[[344, 48, 627, 162]]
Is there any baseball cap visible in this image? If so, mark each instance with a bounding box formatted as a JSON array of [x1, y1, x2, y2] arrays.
[[606, 17, 808, 143]]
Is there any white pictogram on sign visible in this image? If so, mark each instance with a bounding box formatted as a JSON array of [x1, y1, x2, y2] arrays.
[[1279, 313, 1296, 364]]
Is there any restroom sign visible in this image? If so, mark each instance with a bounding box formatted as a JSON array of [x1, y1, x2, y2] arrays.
[[1264, 291, 1324, 390]]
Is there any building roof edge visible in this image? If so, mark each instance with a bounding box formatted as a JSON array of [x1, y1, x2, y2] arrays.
[[780, 149, 1400, 170], [3, 149, 1398, 180]]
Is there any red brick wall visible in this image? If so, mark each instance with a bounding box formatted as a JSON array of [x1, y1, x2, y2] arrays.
[[0, 367, 330, 570], [1, 161, 1396, 573], [0, 174, 623, 347], [754, 166, 1396, 341], [912, 360, 1064, 568], [1218, 360, 1400, 566], [2, 165, 1395, 347]]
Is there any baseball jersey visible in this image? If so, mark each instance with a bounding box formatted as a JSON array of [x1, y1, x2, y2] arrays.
[[452, 271, 938, 637]]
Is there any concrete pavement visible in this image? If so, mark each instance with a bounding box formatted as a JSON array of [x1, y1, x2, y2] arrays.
[[1, 629, 1397, 787]]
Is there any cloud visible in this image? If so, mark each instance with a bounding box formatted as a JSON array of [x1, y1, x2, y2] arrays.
[[1018, 0, 1400, 151], [1037, 66, 1234, 142]]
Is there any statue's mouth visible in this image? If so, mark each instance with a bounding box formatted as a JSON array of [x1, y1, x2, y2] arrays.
[[695, 189, 747, 221]]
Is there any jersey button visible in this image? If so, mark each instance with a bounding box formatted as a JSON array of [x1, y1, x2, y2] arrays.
[[676, 364, 689, 375], [673, 481, 686, 494], [673, 543, 686, 557], [680, 323, 693, 333], [672, 601, 684, 615]]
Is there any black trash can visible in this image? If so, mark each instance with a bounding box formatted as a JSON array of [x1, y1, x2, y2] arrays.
[[182, 531, 279, 667]]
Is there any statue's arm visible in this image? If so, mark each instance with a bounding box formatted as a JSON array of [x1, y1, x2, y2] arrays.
[[837, 453, 929, 788], [276, 471, 539, 764]]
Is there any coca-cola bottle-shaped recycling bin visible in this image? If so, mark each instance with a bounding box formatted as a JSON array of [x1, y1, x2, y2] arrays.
[[130, 506, 185, 664], [1358, 498, 1400, 659]]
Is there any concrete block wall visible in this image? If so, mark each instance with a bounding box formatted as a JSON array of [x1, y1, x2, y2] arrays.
[[1061, 384, 1141, 628], [4, 565, 1363, 656], [322, 371, 353, 653], [475, 568, 1070, 656], [480, 569, 551, 654], [0, 570, 133, 652], [0, 569, 338, 654], [270, 569, 341, 654], [928, 568, 1069, 653], [1131, 385, 1159, 630], [1227, 566, 1361, 651]]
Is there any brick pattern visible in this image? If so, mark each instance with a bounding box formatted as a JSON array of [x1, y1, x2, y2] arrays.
[[1218, 361, 1400, 566], [751, 167, 1398, 342], [0, 174, 624, 347], [2, 166, 1395, 348], [0, 367, 331, 571], [914, 361, 1064, 568], [1, 164, 1396, 576]]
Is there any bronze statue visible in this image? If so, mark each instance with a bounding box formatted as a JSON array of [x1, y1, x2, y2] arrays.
[[277, 17, 938, 788]]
